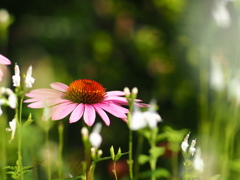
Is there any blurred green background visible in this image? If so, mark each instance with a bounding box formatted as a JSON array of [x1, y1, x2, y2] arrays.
[[1, 0, 240, 179]]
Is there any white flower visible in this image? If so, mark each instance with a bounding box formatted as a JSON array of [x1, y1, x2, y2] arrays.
[[5, 88, 17, 109], [12, 64, 20, 87], [212, 0, 240, 28], [6, 118, 17, 142], [25, 65, 35, 88], [0, 99, 5, 116], [193, 148, 204, 172], [189, 139, 197, 156], [8, 93, 17, 109], [210, 55, 225, 91], [89, 123, 102, 148], [0, 9, 10, 23], [181, 133, 190, 152], [143, 99, 162, 129], [129, 106, 147, 130], [212, 0, 231, 28], [228, 74, 240, 105], [130, 99, 162, 130], [81, 127, 89, 140]]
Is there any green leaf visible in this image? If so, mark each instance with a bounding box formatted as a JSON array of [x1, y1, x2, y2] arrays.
[[208, 174, 221, 180], [6, 172, 17, 175], [3, 166, 15, 170], [110, 146, 115, 160], [115, 147, 122, 161], [23, 113, 34, 127], [138, 154, 150, 165], [154, 168, 171, 178], [156, 133, 167, 142], [149, 147, 165, 158]]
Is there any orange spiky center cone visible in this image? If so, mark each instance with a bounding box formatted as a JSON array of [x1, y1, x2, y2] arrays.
[[65, 79, 106, 104]]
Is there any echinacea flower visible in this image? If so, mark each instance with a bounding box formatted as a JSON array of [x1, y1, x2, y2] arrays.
[[0, 54, 11, 81], [25, 79, 145, 126]]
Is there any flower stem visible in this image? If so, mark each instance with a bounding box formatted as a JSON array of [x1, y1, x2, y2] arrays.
[[17, 95, 24, 180], [0, 114, 7, 180], [58, 122, 64, 178], [45, 129, 51, 180], [133, 133, 144, 180], [113, 162, 118, 180], [90, 162, 96, 180]]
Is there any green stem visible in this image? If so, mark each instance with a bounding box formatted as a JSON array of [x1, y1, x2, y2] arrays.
[[17, 95, 24, 180], [0, 114, 7, 180], [90, 162, 96, 180], [133, 133, 144, 180], [113, 162, 118, 180], [171, 150, 178, 180], [58, 122, 64, 178], [45, 129, 51, 180]]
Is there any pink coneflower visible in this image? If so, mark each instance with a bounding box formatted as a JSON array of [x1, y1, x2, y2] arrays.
[[25, 79, 143, 126], [0, 54, 11, 81]]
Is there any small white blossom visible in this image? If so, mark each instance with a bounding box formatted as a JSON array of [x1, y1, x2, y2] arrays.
[[25, 65, 35, 88], [89, 123, 102, 148], [130, 100, 162, 130], [81, 127, 89, 139], [210, 55, 225, 91], [143, 99, 162, 129], [193, 148, 204, 172], [0, 9, 10, 23], [189, 139, 197, 156], [227, 73, 240, 105], [5, 88, 17, 109], [212, 0, 240, 28], [0, 98, 5, 116], [212, 0, 231, 28], [129, 106, 146, 130], [8, 93, 17, 109], [6, 118, 17, 142], [181, 133, 190, 152], [12, 64, 20, 87]]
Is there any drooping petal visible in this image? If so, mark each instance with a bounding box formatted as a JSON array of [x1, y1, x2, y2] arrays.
[[69, 103, 84, 123], [83, 104, 96, 126], [93, 104, 110, 126], [50, 82, 69, 92], [0, 54, 11, 65], [96, 102, 128, 119], [51, 102, 77, 120], [104, 96, 128, 104]]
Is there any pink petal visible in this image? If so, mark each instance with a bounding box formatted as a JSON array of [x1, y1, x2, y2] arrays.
[[51, 102, 77, 120], [93, 105, 110, 126], [95, 102, 128, 119], [50, 82, 68, 92], [25, 89, 63, 98], [104, 96, 128, 104], [83, 104, 96, 126], [106, 91, 126, 96], [0, 54, 11, 65], [27, 101, 45, 108], [69, 103, 84, 123]]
